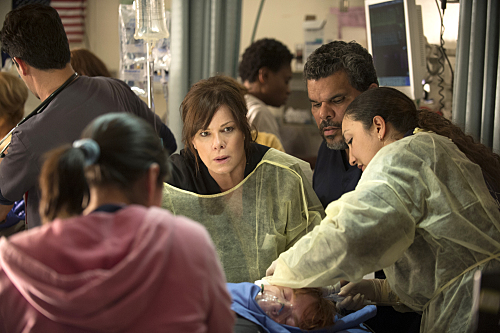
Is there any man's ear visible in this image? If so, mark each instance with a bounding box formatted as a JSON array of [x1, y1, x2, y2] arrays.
[[258, 67, 270, 85], [368, 83, 379, 90], [13, 57, 29, 76], [372, 115, 387, 139]]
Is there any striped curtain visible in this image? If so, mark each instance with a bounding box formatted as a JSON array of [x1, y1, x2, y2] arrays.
[[452, 0, 500, 153], [51, 0, 87, 44], [167, 0, 242, 151]]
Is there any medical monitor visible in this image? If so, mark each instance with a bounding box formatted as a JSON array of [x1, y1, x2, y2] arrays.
[[365, 0, 426, 101]]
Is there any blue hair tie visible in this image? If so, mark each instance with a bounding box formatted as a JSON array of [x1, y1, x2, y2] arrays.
[[73, 138, 100, 166]]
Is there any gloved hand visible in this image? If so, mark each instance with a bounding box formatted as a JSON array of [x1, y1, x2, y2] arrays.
[[337, 279, 400, 310], [266, 259, 278, 276], [336, 279, 378, 311]]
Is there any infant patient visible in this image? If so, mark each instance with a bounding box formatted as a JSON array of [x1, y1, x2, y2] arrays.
[[229, 281, 376, 333]]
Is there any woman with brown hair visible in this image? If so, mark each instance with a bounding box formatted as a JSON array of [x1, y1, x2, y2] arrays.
[[266, 87, 500, 333], [163, 75, 324, 283], [70, 48, 111, 77]]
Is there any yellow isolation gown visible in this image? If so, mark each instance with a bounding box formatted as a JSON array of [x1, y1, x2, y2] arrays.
[[268, 131, 500, 333], [162, 148, 324, 283]]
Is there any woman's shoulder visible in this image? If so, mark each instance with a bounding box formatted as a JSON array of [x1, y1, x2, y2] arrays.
[[169, 149, 197, 170], [377, 131, 455, 161], [168, 149, 196, 183], [261, 147, 313, 172], [256, 148, 314, 184], [167, 150, 221, 194], [364, 131, 473, 183]]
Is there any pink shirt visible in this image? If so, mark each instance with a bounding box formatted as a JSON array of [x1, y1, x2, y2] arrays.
[[0, 205, 234, 332]]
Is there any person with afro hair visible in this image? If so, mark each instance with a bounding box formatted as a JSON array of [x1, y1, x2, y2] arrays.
[[238, 38, 293, 143]]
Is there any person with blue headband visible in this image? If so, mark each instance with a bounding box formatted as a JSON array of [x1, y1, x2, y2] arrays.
[[0, 113, 233, 332]]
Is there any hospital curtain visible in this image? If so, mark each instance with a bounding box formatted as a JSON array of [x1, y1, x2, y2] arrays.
[[452, 0, 500, 153], [168, 0, 242, 151]]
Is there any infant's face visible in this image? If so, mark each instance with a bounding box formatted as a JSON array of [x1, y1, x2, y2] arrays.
[[256, 285, 316, 327]]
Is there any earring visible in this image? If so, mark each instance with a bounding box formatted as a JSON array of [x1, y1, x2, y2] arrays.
[[378, 136, 382, 141]]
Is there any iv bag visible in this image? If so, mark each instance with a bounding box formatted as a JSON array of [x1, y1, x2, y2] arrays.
[[134, 0, 169, 41], [118, 4, 171, 91]]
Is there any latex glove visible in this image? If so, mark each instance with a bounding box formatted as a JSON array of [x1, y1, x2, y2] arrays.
[[266, 259, 278, 276], [337, 279, 401, 310], [336, 279, 377, 311], [338, 293, 367, 311]]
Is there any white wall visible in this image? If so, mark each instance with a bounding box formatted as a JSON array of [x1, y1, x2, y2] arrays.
[[240, 0, 460, 59], [84, 0, 122, 75], [1, 0, 459, 114], [0, 0, 9, 29], [1, 0, 461, 76], [417, 0, 459, 48], [240, 0, 359, 58]]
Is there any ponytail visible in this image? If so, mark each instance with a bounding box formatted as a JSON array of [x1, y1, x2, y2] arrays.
[[39, 145, 89, 223], [39, 113, 170, 223]]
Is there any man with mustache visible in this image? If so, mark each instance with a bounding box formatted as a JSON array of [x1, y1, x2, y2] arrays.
[[0, 4, 177, 229], [305, 41, 378, 208], [305, 41, 422, 333]]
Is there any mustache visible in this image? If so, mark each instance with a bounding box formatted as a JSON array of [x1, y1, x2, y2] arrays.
[[319, 120, 342, 132]]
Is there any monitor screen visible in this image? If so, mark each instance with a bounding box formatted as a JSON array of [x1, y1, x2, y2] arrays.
[[369, 0, 410, 87], [365, 0, 425, 100]]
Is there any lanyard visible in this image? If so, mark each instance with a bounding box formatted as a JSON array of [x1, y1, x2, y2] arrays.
[[0, 72, 79, 158]]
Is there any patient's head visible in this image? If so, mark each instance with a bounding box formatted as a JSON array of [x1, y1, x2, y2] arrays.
[[256, 285, 336, 329]]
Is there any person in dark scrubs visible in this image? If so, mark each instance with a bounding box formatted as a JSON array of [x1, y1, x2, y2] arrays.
[[304, 41, 421, 333], [305, 41, 378, 208]]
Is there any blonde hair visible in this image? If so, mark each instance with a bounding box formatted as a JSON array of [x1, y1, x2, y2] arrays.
[[0, 72, 28, 127]]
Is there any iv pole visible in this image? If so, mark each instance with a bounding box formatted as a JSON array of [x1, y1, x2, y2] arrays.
[[134, 0, 169, 115], [146, 41, 155, 113]]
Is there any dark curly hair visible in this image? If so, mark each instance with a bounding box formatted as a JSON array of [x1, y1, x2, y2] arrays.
[[345, 87, 500, 191], [239, 38, 293, 83], [304, 41, 378, 92]]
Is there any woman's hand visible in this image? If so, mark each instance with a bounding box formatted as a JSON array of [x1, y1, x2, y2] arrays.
[[337, 279, 378, 310], [337, 279, 400, 310], [266, 259, 278, 276]]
